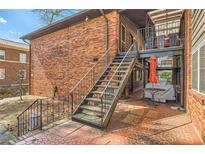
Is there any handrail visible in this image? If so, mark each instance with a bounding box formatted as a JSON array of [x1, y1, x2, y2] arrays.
[[69, 38, 118, 116], [100, 43, 135, 123], [69, 39, 118, 94], [17, 98, 70, 136], [100, 43, 135, 98], [17, 99, 39, 118]]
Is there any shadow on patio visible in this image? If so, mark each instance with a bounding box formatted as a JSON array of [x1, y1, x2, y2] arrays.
[[15, 91, 203, 145]]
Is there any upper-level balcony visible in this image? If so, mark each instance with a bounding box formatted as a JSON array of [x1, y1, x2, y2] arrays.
[[138, 20, 184, 52], [136, 9, 184, 58]]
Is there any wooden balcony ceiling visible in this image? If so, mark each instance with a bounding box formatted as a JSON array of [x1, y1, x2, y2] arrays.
[[148, 9, 184, 24], [118, 9, 155, 28]]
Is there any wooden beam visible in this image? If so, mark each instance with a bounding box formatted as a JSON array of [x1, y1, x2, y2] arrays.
[[139, 46, 184, 58], [148, 9, 179, 17], [152, 11, 183, 21], [156, 67, 180, 70], [154, 16, 181, 24]]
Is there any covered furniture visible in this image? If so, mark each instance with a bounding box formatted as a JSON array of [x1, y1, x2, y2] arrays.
[[144, 80, 176, 103]]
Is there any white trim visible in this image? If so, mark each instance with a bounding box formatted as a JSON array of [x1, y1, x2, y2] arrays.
[[120, 23, 126, 52], [192, 41, 205, 94], [19, 52, 27, 64], [191, 89, 205, 97], [0, 68, 5, 79], [192, 40, 205, 54], [0, 50, 5, 60], [0, 59, 29, 64]]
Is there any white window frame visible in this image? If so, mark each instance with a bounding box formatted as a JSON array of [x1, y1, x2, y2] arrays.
[[121, 23, 126, 52], [192, 41, 205, 96], [19, 53, 27, 63], [0, 50, 5, 60], [0, 68, 5, 79]]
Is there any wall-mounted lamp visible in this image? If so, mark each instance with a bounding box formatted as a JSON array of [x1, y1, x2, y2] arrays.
[[85, 16, 89, 22]]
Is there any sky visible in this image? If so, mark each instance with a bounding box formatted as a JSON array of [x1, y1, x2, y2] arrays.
[[0, 9, 80, 43]]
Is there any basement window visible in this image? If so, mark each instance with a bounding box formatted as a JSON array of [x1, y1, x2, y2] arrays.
[[192, 42, 205, 94], [0, 68, 5, 79]]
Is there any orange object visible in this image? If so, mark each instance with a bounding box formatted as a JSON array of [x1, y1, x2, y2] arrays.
[[149, 55, 158, 83]]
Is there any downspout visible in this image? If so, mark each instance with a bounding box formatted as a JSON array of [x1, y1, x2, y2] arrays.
[[22, 39, 31, 95], [99, 9, 109, 66]]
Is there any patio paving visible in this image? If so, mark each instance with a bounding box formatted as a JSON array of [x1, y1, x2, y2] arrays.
[[15, 91, 203, 145]]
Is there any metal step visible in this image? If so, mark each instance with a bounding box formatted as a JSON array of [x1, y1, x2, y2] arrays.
[[111, 62, 131, 65], [98, 79, 121, 83], [108, 66, 129, 69], [72, 113, 102, 127], [80, 105, 105, 113], [85, 97, 113, 104], [102, 74, 124, 78], [113, 59, 132, 62], [81, 109, 102, 117], [90, 91, 116, 96], [105, 70, 127, 74], [95, 85, 120, 89]]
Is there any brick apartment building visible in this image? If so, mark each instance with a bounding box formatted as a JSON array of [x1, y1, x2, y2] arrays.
[[0, 38, 29, 98], [21, 10, 205, 140]]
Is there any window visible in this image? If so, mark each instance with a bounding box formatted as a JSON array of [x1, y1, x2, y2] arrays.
[[19, 70, 26, 79], [0, 68, 5, 79], [199, 45, 205, 93], [0, 50, 5, 60], [192, 43, 205, 94], [192, 51, 198, 90], [121, 24, 126, 52], [19, 53, 26, 63]]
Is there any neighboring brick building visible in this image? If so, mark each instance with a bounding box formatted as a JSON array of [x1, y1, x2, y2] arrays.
[[0, 38, 29, 97], [21, 9, 205, 141]]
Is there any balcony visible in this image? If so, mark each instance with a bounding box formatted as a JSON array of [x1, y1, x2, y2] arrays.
[[138, 20, 184, 51]]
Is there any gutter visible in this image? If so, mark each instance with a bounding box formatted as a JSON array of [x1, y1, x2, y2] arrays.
[[99, 9, 109, 66], [22, 39, 32, 95]]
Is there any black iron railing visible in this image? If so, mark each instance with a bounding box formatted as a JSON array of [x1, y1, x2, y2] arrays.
[[137, 20, 184, 50], [69, 39, 118, 116], [17, 98, 70, 136]]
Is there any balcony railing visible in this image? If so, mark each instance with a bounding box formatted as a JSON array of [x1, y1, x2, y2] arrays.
[[137, 20, 184, 50]]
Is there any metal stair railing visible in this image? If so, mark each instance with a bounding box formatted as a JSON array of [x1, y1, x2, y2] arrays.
[[17, 97, 70, 136], [137, 20, 184, 50], [99, 43, 136, 125], [69, 39, 118, 116]]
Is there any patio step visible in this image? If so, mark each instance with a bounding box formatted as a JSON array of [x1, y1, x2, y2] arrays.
[[72, 113, 102, 127]]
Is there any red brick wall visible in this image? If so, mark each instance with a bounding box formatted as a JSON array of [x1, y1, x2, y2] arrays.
[[0, 47, 29, 86], [184, 10, 205, 141], [30, 11, 119, 97]]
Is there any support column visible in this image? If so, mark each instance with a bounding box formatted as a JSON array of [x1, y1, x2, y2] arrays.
[[143, 59, 146, 88]]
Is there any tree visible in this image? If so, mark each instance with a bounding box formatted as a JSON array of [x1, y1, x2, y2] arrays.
[[32, 9, 81, 25], [159, 71, 172, 81]]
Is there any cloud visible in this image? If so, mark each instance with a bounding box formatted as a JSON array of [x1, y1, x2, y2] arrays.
[[0, 17, 7, 24]]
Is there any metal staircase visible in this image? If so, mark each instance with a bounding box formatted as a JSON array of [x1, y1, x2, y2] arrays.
[[70, 44, 137, 128]]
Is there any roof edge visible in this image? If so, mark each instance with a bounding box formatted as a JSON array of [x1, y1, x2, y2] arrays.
[[21, 9, 114, 40]]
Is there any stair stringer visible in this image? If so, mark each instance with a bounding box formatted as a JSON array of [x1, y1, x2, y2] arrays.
[[72, 54, 117, 116], [101, 57, 137, 128]]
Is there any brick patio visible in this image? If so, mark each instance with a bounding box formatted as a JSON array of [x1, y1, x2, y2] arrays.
[[15, 91, 203, 145]]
